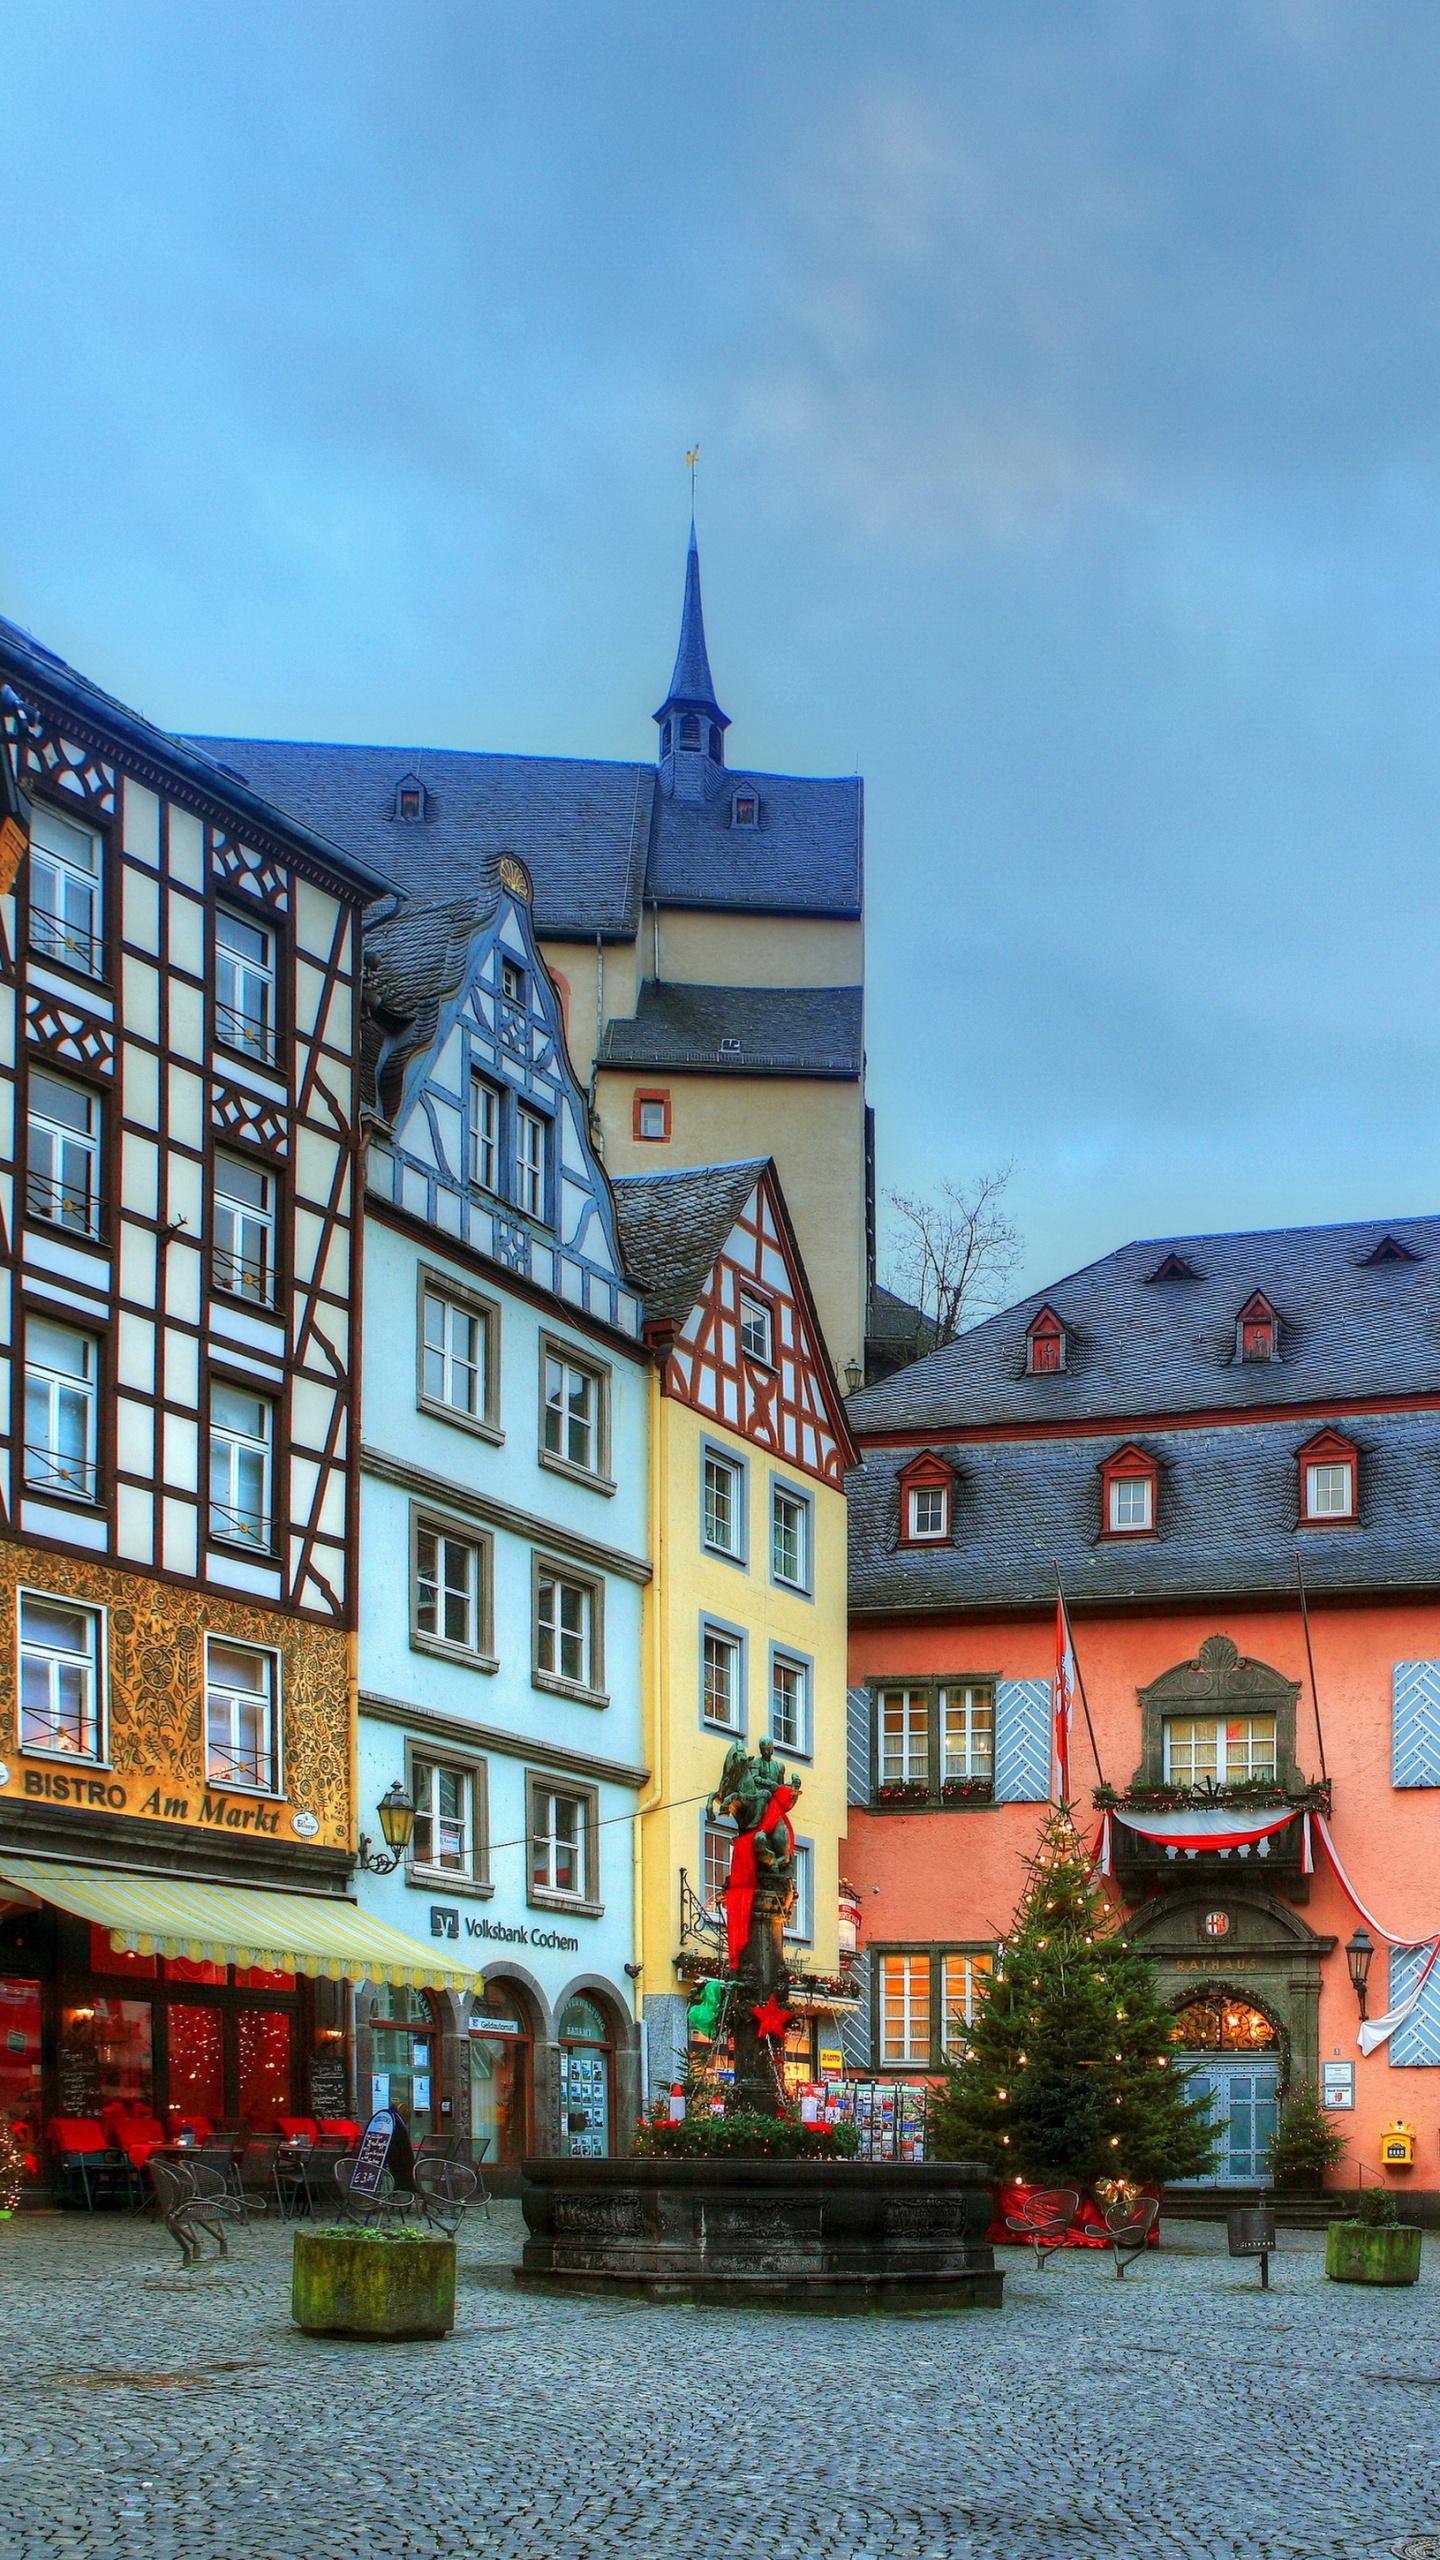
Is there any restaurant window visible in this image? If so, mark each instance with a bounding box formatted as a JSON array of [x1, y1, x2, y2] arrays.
[[215, 906, 277, 1064], [414, 1520, 490, 1659], [168, 2003, 225, 2123], [940, 1686, 993, 1783], [558, 1995, 612, 2159], [1163, 1715, 1277, 1788], [19, 1589, 103, 1758], [542, 1344, 607, 1481], [213, 1152, 276, 1307], [237, 2007, 293, 2124], [420, 1282, 492, 1426], [529, 1783, 593, 1903], [366, 1985, 437, 2142], [941, 1952, 992, 2059], [702, 1448, 745, 1558], [58, 1998, 154, 2118], [27, 1070, 101, 1237], [468, 1981, 531, 2166], [535, 1565, 599, 1696], [205, 1639, 279, 1792], [879, 1953, 931, 2066], [702, 1624, 743, 1731], [771, 1484, 811, 1592], [0, 1979, 42, 2192], [208, 1382, 273, 1550], [880, 1689, 929, 1788], [29, 802, 103, 977], [24, 1316, 98, 1501]]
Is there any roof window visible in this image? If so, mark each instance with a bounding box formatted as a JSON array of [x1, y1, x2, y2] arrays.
[[1099, 1443, 1157, 1538], [1147, 1252, 1201, 1283], [1361, 1234, 1423, 1266], [1025, 1305, 1066, 1375], [1297, 1427, 1358, 1527], [731, 789, 759, 829], [897, 1451, 954, 1548], [1236, 1292, 1278, 1363], [392, 774, 428, 823]]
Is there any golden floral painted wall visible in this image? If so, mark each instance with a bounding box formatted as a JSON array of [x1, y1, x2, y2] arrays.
[[0, 1548, 352, 1852]]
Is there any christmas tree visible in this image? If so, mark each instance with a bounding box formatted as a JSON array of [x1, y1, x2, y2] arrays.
[[930, 1807, 1217, 2191]]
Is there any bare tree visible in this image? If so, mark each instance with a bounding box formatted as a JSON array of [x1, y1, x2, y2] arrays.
[[884, 1164, 1023, 1343]]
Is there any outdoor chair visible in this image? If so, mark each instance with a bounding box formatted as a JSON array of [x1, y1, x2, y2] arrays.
[[334, 2157, 403, 2226], [276, 2137, 350, 2218], [1105, 2194, 1160, 2277], [232, 2134, 281, 2218], [1004, 2187, 1080, 2270], [46, 2119, 142, 2212], [149, 2156, 248, 2268], [412, 2155, 480, 2236]]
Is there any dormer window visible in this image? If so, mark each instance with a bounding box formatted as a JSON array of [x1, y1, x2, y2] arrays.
[[1100, 1444, 1157, 1537], [678, 713, 702, 750], [1362, 1234, 1423, 1266], [1148, 1252, 1201, 1283], [731, 790, 759, 828], [1025, 1306, 1066, 1375], [897, 1452, 954, 1547], [1298, 1428, 1358, 1526], [392, 774, 427, 824], [1237, 1291, 1278, 1363]]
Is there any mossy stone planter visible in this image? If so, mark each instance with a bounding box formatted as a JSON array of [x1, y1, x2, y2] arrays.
[[292, 2231, 456, 2338], [1324, 2222, 1423, 2286]]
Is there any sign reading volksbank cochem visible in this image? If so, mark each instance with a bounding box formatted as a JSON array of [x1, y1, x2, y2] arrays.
[[429, 1904, 580, 1954]]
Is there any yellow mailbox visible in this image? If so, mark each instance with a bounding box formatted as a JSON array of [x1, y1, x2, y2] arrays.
[[1381, 2120, 1416, 2167]]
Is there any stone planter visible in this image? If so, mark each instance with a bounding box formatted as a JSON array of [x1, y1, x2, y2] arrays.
[[291, 2231, 456, 2338], [1324, 2222, 1423, 2286], [517, 2155, 1003, 2311]]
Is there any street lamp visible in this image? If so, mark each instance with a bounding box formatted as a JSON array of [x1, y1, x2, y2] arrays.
[[357, 1781, 416, 1875], [1346, 1926, 1374, 2020], [843, 1359, 864, 1395]]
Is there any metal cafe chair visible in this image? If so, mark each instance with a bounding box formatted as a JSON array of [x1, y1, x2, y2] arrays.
[[334, 2157, 404, 2227], [1004, 2187, 1081, 2270], [412, 2156, 480, 2237], [282, 2138, 351, 2218], [149, 2157, 248, 2268], [1105, 2194, 1160, 2278], [232, 2134, 281, 2219]]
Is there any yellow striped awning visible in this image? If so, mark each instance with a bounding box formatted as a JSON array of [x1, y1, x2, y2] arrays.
[[0, 1854, 482, 1992]]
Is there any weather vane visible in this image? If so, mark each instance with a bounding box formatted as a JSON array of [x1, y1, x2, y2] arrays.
[[686, 444, 700, 511]]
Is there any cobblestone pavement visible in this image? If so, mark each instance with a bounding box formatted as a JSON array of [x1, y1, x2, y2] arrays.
[[0, 2207, 1436, 2560]]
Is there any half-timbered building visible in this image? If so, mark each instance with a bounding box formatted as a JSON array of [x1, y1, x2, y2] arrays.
[[610, 1159, 859, 2102]]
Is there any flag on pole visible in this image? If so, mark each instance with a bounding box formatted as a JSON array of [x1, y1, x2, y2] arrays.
[[1053, 1591, 1076, 1803]]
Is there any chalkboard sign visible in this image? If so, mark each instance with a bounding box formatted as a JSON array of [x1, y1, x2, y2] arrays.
[[56, 2044, 101, 2119], [309, 2056, 349, 2119], [348, 2108, 397, 2198]]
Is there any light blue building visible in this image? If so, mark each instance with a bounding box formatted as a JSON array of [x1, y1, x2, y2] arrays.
[[353, 854, 651, 2171]]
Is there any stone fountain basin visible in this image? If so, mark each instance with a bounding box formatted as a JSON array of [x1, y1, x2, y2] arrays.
[[515, 2155, 1002, 2310]]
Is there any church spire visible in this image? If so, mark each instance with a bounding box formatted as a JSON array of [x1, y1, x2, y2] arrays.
[[654, 523, 729, 794]]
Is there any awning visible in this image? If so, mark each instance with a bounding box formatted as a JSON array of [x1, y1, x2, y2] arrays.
[[1113, 1807, 1296, 1858], [0, 1854, 483, 1992]]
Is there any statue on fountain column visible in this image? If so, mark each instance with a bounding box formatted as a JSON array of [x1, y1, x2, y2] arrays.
[[706, 1740, 802, 1971]]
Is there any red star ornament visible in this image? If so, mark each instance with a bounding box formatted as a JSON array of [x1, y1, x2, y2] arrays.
[[750, 1995, 792, 2040]]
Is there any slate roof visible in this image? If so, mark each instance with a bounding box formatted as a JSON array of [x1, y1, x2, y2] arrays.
[[598, 982, 863, 1077], [848, 1407, 1440, 1613], [361, 877, 502, 1120], [657, 527, 726, 724], [847, 1215, 1440, 1433], [610, 1159, 768, 1324]]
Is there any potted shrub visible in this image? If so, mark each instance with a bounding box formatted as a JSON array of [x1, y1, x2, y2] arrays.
[[1266, 2087, 1348, 2194], [1325, 2184, 1423, 2287], [292, 2224, 457, 2339]]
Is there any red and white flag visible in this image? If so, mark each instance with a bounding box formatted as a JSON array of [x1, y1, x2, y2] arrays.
[[1053, 1591, 1076, 1803]]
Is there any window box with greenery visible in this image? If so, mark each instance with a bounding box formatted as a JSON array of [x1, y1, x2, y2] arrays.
[[940, 1777, 995, 1805], [876, 1778, 930, 1806]]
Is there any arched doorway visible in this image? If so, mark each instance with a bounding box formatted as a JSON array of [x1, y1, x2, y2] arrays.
[[363, 1985, 439, 2142], [558, 1994, 612, 2158], [1170, 1992, 1282, 2187], [467, 1979, 533, 2167]]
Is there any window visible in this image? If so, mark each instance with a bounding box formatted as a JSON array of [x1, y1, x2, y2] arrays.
[[542, 1348, 606, 1480], [702, 1625, 742, 1730], [392, 776, 426, 823], [880, 1689, 930, 1787], [501, 958, 525, 1006], [771, 1485, 811, 1592], [536, 1569, 597, 1692], [908, 1485, 948, 1541], [1026, 1306, 1066, 1374], [215, 907, 277, 1065], [678, 713, 702, 749], [531, 1786, 589, 1900], [24, 1318, 98, 1501], [1101, 1445, 1158, 1536], [19, 1591, 102, 1757], [414, 1523, 486, 1655], [1163, 1715, 1277, 1787], [213, 1152, 276, 1307], [633, 1090, 670, 1142], [27, 1071, 100, 1237], [29, 803, 102, 976], [515, 1107, 547, 1218], [410, 1758, 475, 1877], [897, 1453, 953, 1545], [784, 1840, 813, 1942], [421, 1286, 488, 1423], [941, 1953, 991, 2057], [701, 1820, 733, 1914], [208, 1382, 273, 1549], [879, 1954, 930, 2065], [702, 1449, 745, 1557], [1237, 1292, 1277, 1362], [770, 1652, 809, 1754], [738, 1290, 773, 1364], [940, 1686, 993, 1781], [205, 1640, 278, 1791], [731, 791, 758, 828], [471, 1078, 501, 1194], [1299, 1431, 1358, 1524]]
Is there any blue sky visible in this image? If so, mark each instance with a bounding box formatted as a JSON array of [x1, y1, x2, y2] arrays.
[[3, 1, 1440, 1297]]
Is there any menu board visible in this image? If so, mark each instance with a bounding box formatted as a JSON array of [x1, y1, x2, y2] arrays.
[[309, 2055, 350, 2119], [56, 2042, 102, 2120]]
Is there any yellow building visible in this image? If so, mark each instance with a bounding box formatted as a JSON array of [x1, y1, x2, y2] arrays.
[[611, 1158, 859, 2101]]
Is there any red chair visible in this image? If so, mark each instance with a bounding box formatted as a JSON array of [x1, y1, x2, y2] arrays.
[[46, 2117, 140, 2211], [316, 2118, 361, 2145], [100, 2100, 166, 2166], [274, 2116, 319, 2145]]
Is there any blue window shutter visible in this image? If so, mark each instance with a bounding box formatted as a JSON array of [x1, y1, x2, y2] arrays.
[[1389, 1946, 1440, 2066], [839, 1952, 873, 2071], [994, 1679, 1051, 1802], [1392, 1661, 1440, 1788], [847, 1687, 872, 1806]]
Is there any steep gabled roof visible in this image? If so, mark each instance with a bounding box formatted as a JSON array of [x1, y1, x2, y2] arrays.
[[599, 982, 863, 1077], [610, 1160, 768, 1325]]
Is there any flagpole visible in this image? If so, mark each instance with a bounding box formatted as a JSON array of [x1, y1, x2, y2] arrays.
[[1053, 1562, 1106, 1789], [1294, 1549, 1329, 1785]]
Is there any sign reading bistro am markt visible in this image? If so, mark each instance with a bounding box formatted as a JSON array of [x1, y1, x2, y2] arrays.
[[0, 1550, 351, 1852]]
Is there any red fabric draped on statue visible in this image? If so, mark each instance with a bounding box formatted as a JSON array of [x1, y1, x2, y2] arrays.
[[723, 1785, 797, 1966]]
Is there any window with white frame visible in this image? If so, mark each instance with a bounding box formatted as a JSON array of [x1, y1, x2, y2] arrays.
[[18, 1591, 102, 1757], [702, 1625, 742, 1730], [27, 1071, 100, 1237], [414, 1522, 487, 1654], [208, 1382, 273, 1549], [501, 956, 526, 1008], [1305, 1459, 1354, 1520], [770, 1652, 809, 1754], [1163, 1714, 1277, 1787], [29, 803, 103, 977], [637, 1096, 668, 1140], [907, 1484, 949, 1541], [531, 1784, 590, 1900], [879, 1688, 929, 1787], [515, 1106, 547, 1218], [410, 1757, 478, 1878], [215, 906, 277, 1064], [536, 1569, 596, 1691], [771, 1484, 810, 1591], [213, 1151, 276, 1306], [702, 1449, 745, 1557], [471, 1077, 501, 1194], [421, 1286, 489, 1423], [738, 1289, 773, 1364], [940, 1685, 993, 1782], [784, 1840, 813, 1941], [941, 1953, 992, 2057], [701, 1820, 733, 1915], [205, 1639, 278, 1790], [1108, 1472, 1154, 1533], [24, 1317, 98, 1501], [542, 1348, 604, 1477], [879, 1953, 931, 2065]]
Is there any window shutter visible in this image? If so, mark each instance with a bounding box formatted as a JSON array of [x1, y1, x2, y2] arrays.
[[993, 1679, 1052, 1803], [1388, 1947, 1440, 2066], [839, 1951, 872, 2071], [1392, 1661, 1440, 1788], [847, 1686, 872, 1806]]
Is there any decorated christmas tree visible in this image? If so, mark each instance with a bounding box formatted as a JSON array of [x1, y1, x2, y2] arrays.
[[930, 1807, 1217, 2191]]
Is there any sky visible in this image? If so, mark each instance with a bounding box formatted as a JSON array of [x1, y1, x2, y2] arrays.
[[3, 0, 1440, 1300]]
